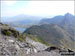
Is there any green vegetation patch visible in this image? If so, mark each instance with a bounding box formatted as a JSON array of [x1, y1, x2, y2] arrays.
[[1, 30, 11, 36], [24, 33, 50, 46], [18, 34, 26, 42]]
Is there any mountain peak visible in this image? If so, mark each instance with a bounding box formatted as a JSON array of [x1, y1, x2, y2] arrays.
[[65, 13, 73, 16]]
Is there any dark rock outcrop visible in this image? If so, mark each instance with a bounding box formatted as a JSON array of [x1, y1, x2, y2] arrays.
[[45, 46, 60, 52]]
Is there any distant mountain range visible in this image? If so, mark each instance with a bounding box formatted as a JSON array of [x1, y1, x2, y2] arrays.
[[24, 13, 75, 50], [40, 13, 74, 25], [1, 14, 43, 25], [1, 15, 43, 30]]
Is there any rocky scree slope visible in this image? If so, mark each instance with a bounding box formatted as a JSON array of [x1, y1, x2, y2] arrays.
[[0, 23, 38, 56], [0, 23, 62, 56]]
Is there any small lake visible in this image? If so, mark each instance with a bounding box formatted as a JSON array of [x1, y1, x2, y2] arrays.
[[13, 27, 26, 33]]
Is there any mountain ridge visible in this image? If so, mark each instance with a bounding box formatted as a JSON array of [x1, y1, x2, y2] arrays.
[[24, 13, 75, 50]]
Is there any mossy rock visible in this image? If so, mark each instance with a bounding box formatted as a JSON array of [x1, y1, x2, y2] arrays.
[[8, 29, 19, 38], [1, 30, 11, 36]]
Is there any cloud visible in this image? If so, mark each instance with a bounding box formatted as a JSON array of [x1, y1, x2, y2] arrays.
[[3, 0, 16, 6], [22, 1, 74, 17]]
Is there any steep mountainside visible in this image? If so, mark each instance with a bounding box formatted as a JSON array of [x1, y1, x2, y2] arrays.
[[24, 24, 75, 50], [40, 13, 75, 42], [24, 13, 75, 50], [40, 13, 75, 40]]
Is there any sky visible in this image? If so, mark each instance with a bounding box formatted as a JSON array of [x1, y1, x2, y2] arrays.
[[1, 0, 74, 18]]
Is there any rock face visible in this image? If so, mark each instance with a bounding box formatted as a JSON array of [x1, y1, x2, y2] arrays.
[[0, 23, 37, 56], [0, 35, 74, 56], [45, 46, 60, 52], [30, 51, 61, 56], [26, 37, 48, 51], [0, 34, 37, 56], [0, 23, 62, 56]]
